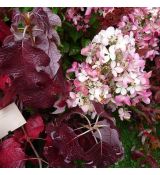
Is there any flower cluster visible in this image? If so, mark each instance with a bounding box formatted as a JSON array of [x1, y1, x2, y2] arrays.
[[65, 7, 114, 31], [65, 8, 91, 31], [66, 7, 160, 61], [118, 8, 160, 60], [67, 27, 151, 120], [85, 7, 114, 17], [100, 8, 134, 29]]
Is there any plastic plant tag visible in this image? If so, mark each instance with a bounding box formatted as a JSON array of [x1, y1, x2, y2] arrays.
[[0, 103, 26, 139]]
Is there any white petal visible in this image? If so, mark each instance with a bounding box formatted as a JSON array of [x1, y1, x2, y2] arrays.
[[93, 35, 101, 43], [95, 88, 102, 101], [116, 87, 121, 94], [102, 38, 109, 46], [89, 88, 95, 95], [124, 111, 131, 120], [109, 45, 115, 53], [81, 105, 90, 113], [115, 66, 124, 73], [130, 87, 135, 94], [116, 83, 121, 88], [135, 85, 142, 91], [121, 88, 127, 95], [110, 54, 116, 61], [100, 46, 108, 55], [92, 65, 98, 69], [81, 69, 87, 75], [104, 55, 110, 62], [117, 62, 120, 66], [70, 92, 76, 99], [119, 115, 124, 121], [78, 73, 88, 82], [135, 78, 141, 85], [106, 27, 115, 37], [143, 98, 150, 104], [118, 108, 124, 115], [74, 98, 80, 107], [130, 72, 137, 79], [89, 95, 94, 101], [111, 61, 116, 68], [86, 56, 92, 64], [112, 70, 117, 77]]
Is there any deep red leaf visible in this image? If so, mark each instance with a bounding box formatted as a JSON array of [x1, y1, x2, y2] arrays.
[[86, 119, 124, 167], [44, 109, 124, 167], [132, 150, 159, 168], [10, 8, 62, 78], [25, 115, 44, 139], [44, 123, 84, 167], [0, 138, 26, 168], [0, 8, 12, 19], [0, 20, 11, 44], [0, 41, 56, 109], [0, 74, 15, 108]]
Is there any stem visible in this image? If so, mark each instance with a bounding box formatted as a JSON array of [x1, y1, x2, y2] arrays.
[[24, 157, 48, 165], [22, 127, 43, 168], [129, 106, 152, 124], [77, 112, 98, 143], [30, 137, 46, 141]]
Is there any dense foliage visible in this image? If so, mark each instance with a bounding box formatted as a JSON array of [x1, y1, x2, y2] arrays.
[[0, 7, 160, 168]]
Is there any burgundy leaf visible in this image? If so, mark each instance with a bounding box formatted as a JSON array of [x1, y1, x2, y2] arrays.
[[154, 90, 160, 103], [0, 75, 15, 109], [36, 35, 61, 78], [100, 8, 133, 29], [0, 41, 55, 109], [0, 138, 26, 168], [86, 119, 124, 167], [0, 8, 12, 20], [0, 20, 11, 45], [155, 56, 160, 69], [14, 115, 44, 142], [10, 8, 62, 78], [30, 8, 62, 78], [132, 150, 159, 168], [51, 67, 71, 113], [13, 129, 25, 143], [44, 123, 84, 167], [25, 115, 44, 139], [42, 8, 61, 27], [93, 101, 114, 121], [44, 109, 124, 167]]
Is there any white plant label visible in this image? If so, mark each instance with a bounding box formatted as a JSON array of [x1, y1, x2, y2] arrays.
[[0, 103, 26, 139]]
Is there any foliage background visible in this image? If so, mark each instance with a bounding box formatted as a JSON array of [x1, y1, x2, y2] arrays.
[[51, 7, 160, 167], [0, 7, 160, 168]]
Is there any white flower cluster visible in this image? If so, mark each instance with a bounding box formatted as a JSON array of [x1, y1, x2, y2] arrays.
[[67, 27, 151, 120]]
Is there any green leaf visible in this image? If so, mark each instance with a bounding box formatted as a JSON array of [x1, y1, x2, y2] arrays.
[[89, 14, 98, 25], [62, 59, 71, 72], [19, 7, 33, 12], [61, 42, 70, 54], [52, 7, 59, 14], [69, 45, 80, 56], [75, 54, 85, 62], [3, 16, 9, 22], [66, 24, 83, 43], [81, 38, 91, 47]]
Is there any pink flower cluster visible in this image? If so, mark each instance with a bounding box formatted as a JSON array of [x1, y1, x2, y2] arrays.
[[118, 8, 160, 60], [65, 8, 91, 31], [65, 7, 113, 31], [67, 27, 152, 120]]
